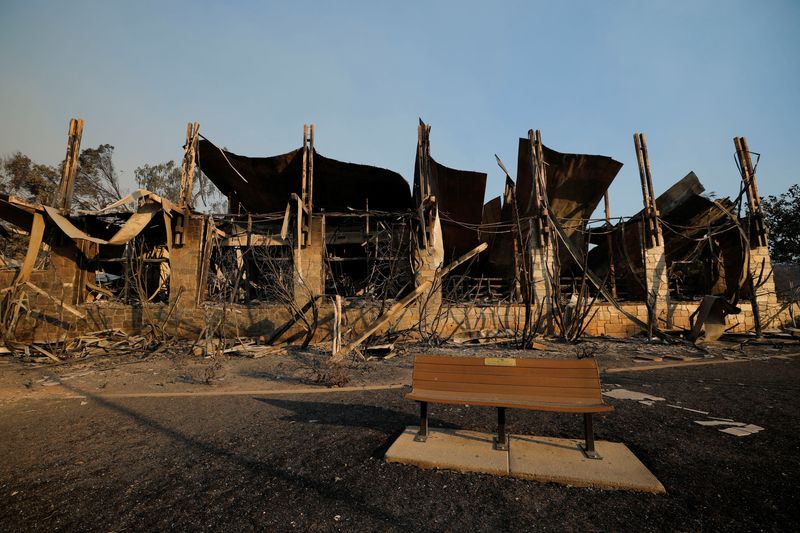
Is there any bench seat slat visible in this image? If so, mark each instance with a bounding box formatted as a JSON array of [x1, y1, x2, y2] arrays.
[[413, 370, 601, 389], [414, 363, 600, 379], [414, 355, 600, 369], [406, 389, 613, 413], [411, 379, 603, 401]]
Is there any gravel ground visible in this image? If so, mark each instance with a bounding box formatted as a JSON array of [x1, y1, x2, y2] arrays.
[[1, 355, 798, 532]]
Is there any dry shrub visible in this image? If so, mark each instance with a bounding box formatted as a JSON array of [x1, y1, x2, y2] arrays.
[[573, 342, 605, 360], [309, 361, 350, 387]]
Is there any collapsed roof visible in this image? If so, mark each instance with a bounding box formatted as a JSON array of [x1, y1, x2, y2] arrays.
[[413, 154, 488, 261], [515, 138, 623, 228], [588, 172, 746, 300], [196, 140, 413, 213], [485, 139, 623, 277]]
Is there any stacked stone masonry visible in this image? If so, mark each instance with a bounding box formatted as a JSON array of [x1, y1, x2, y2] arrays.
[[8, 295, 798, 344], [4, 212, 793, 343]]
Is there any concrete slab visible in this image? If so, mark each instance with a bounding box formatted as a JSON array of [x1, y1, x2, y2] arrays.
[[509, 435, 666, 494], [385, 427, 664, 494], [385, 426, 508, 476]]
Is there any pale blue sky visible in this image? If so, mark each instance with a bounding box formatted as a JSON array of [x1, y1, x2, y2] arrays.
[[1, 0, 798, 216]]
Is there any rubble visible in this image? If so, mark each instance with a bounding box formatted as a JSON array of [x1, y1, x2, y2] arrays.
[[0, 119, 795, 356]]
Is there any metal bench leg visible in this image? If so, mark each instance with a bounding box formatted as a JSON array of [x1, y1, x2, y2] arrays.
[[414, 401, 428, 442], [493, 407, 508, 451], [579, 413, 602, 460]]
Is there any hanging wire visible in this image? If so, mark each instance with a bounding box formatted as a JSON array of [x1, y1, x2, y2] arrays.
[[198, 133, 250, 184]]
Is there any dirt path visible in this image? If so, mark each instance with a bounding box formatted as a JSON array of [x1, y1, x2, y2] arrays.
[[2, 336, 797, 403]]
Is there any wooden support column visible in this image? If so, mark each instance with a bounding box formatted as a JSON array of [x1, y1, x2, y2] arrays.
[[415, 120, 436, 249], [496, 130, 555, 338], [179, 122, 200, 209], [57, 118, 84, 214], [603, 191, 617, 299], [504, 174, 522, 301], [52, 118, 88, 304], [734, 137, 768, 248], [414, 120, 443, 329], [416, 120, 433, 203], [633, 132, 660, 248], [245, 214, 252, 303], [175, 122, 199, 249], [633, 132, 669, 332], [527, 130, 555, 318], [529, 129, 550, 249], [734, 136, 777, 333], [298, 124, 314, 248], [291, 124, 322, 305], [307, 124, 314, 215], [332, 294, 342, 356]]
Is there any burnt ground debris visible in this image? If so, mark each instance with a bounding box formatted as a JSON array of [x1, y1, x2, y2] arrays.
[[1, 350, 799, 532]]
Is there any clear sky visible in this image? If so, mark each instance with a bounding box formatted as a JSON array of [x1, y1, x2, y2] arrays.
[[1, 0, 798, 217]]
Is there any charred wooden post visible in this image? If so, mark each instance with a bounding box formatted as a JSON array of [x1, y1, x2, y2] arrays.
[[531, 130, 550, 248], [416, 120, 432, 202], [332, 294, 342, 355], [495, 131, 555, 341], [734, 136, 777, 333], [297, 124, 314, 248], [413, 121, 444, 331], [633, 132, 670, 333], [245, 214, 253, 303], [291, 125, 324, 305], [633, 132, 660, 247], [734, 137, 768, 248], [415, 120, 437, 248], [57, 118, 84, 214], [179, 122, 200, 209], [303, 125, 314, 211], [527, 130, 555, 332], [500, 156, 533, 331], [503, 174, 522, 301], [51, 118, 91, 305], [174, 122, 200, 249], [603, 191, 617, 299]]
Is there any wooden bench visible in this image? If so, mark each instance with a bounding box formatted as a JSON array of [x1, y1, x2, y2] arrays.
[[406, 355, 613, 459]]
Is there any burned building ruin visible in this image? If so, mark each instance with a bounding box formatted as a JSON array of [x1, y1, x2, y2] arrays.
[[0, 119, 788, 349]]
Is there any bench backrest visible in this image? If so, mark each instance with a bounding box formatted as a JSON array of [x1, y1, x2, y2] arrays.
[[411, 355, 606, 410]]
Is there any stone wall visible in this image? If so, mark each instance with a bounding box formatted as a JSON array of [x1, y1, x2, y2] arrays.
[[749, 245, 778, 310], [4, 209, 796, 345], [643, 243, 670, 326], [169, 214, 205, 305], [6, 293, 798, 344], [294, 216, 325, 301]]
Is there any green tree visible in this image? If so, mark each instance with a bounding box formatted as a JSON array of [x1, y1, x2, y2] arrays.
[[72, 144, 123, 210], [762, 184, 800, 263], [0, 145, 123, 210], [0, 152, 60, 204], [134, 160, 182, 203], [1, 148, 224, 213], [134, 160, 224, 212]]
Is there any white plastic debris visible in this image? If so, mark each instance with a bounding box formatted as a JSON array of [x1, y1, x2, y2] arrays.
[[719, 425, 764, 437], [666, 404, 709, 415], [602, 388, 665, 402], [694, 419, 764, 436]]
